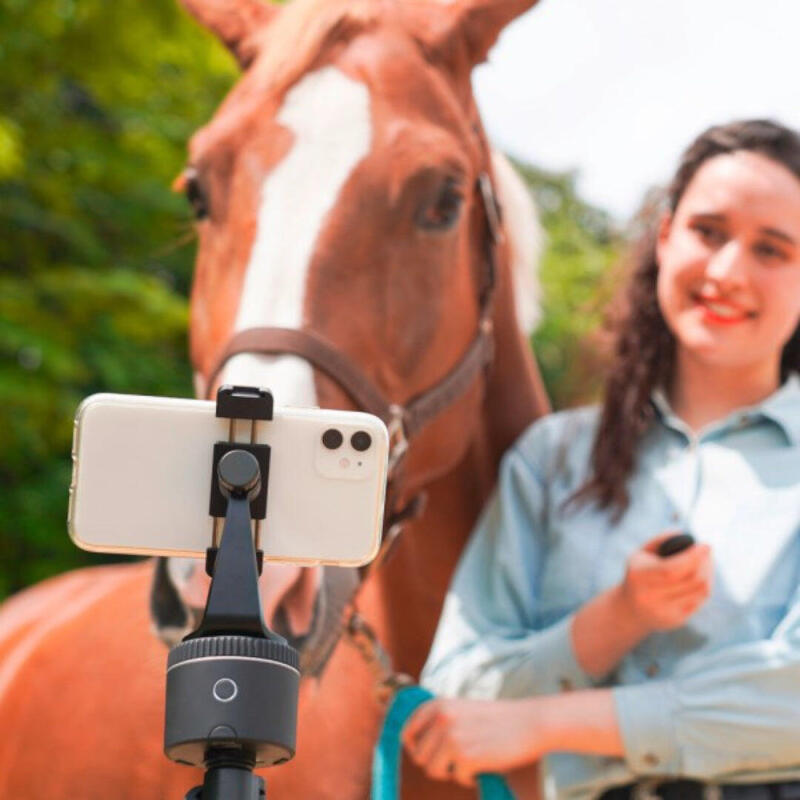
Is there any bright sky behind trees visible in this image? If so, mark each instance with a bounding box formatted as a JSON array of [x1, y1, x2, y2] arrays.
[[475, 0, 800, 220]]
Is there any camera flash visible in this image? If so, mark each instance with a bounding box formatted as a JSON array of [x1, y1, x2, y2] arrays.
[[339, 458, 350, 468]]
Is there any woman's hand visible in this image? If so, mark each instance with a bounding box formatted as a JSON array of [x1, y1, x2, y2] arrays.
[[620, 532, 713, 633], [402, 697, 544, 787], [572, 532, 713, 676]]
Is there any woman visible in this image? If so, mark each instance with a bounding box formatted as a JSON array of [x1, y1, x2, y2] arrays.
[[403, 120, 800, 800]]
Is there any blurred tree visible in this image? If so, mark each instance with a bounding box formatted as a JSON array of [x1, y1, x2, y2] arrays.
[[516, 163, 623, 409], [0, 0, 236, 596]]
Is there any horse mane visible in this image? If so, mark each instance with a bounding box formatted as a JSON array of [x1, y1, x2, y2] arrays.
[[249, 0, 383, 96], [491, 150, 543, 335]]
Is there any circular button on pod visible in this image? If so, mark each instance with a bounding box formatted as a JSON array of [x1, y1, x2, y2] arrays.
[[212, 678, 239, 703]]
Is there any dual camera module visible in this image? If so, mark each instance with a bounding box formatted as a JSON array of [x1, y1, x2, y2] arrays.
[[316, 426, 376, 480], [322, 428, 372, 452]]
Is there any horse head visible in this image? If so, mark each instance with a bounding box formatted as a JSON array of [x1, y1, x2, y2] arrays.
[[160, 0, 546, 666]]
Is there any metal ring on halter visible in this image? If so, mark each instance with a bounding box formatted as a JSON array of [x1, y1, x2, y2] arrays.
[[387, 403, 409, 476]]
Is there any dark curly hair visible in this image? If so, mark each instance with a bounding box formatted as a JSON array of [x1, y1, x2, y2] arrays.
[[573, 119, 800, 516]]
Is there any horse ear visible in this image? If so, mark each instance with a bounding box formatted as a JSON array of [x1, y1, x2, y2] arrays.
[[179, 0, 280, 68], [425, 0, 540, 67]]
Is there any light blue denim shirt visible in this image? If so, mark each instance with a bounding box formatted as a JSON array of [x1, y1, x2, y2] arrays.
[[421, 375, 800, 799]]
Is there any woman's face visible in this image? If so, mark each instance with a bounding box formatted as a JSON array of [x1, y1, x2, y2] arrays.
[[657, 151, 800, 374]]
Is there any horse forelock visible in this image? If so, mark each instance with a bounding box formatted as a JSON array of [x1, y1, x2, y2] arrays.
[[248, 0, 382, 97], [491, 150, 543, 335], [239, 0, 478, 101]]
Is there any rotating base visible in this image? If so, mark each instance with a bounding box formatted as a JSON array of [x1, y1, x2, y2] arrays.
[[165, 635, 299, 768]]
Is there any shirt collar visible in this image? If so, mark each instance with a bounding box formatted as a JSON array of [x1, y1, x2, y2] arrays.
[[759, 372, 800, 445], [651, 373, 800, 445], [650, 388, 688, 438]]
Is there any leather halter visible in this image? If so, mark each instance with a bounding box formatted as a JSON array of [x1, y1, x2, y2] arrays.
[[204, 172, 502, 477]]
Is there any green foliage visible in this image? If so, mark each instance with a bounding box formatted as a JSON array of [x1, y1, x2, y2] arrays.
[[0, 0, 236, 597], [0, 0, 237, 288], [515, 163, 623, 409]]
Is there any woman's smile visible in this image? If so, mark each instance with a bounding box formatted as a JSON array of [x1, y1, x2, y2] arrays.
[[690, 292, 756, 325]]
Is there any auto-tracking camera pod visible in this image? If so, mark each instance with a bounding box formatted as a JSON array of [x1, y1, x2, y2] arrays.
[[164, 386, 300, 800]]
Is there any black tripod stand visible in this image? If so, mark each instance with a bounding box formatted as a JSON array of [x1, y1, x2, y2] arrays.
[[164, 386, 299, 800]]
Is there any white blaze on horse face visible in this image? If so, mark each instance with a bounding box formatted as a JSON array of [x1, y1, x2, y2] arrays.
[[221, 66, 372, 407]]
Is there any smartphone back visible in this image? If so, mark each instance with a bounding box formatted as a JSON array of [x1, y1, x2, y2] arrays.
[[69, 394, 388, 565]]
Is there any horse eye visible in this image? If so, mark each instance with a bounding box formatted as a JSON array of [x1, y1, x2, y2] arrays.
[[416, 178, 464, 232], [183, 167, 209, 220]]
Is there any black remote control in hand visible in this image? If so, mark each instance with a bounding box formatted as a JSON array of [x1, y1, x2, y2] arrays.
[[657, 532, 695, 558]]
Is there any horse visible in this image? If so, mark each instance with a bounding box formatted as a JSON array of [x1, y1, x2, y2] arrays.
[[0, 1, 549, 797]]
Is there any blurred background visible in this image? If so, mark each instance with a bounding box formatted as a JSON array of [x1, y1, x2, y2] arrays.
[[1, 0, 796, 598]]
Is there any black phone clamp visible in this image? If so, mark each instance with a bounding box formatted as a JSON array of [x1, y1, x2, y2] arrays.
[[164, 386, 299, 800]]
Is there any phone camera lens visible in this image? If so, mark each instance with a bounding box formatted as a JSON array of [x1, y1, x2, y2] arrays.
[[351, 431, 372, 452], [322, 429, 343, 450]]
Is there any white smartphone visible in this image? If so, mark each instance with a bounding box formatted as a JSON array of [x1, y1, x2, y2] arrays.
[[68, 393, 388, 566]]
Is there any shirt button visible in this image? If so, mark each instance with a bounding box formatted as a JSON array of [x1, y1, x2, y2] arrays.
[[558, 677, 574, 692], [670, 512, 680, 524], [643, 753, 660, 767], [646, 662, 659, 678]]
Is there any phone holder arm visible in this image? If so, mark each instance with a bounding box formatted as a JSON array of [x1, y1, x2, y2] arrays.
[[185, 449, 280, 642]]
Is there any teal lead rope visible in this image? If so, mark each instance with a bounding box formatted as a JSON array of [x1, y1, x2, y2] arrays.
[[371, 686, 516, 800]]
